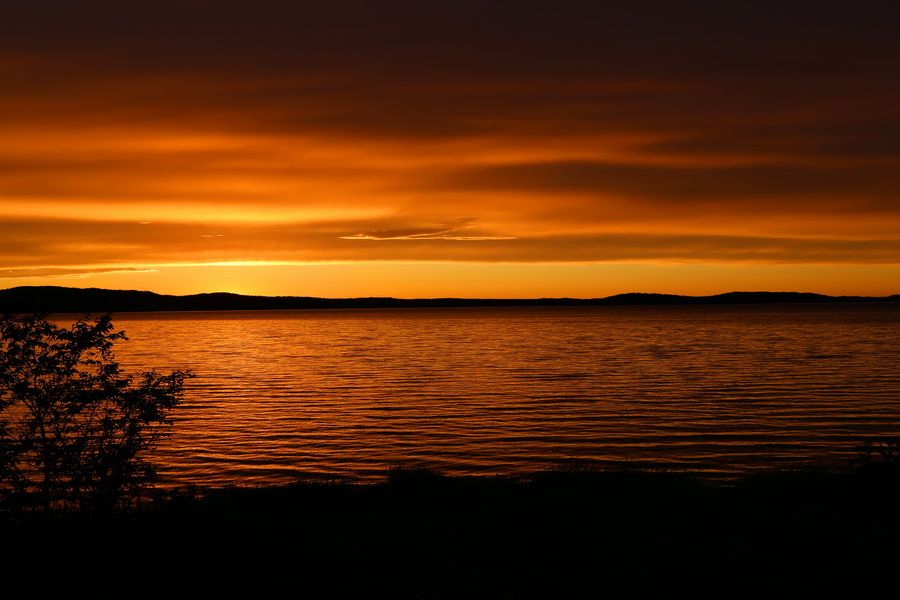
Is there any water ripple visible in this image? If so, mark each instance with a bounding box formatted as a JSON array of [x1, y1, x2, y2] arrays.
[[92, 304, 900, 486]]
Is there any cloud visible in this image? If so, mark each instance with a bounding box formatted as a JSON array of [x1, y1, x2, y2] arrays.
[[340, 221, 517, 241], [2, 1, 900, 278], [418, 160, 900, 210], [341, 234, 516, 241], [3, 1, 900, 141], [0, 218, 898, 275], [0, 266, 159, 279]]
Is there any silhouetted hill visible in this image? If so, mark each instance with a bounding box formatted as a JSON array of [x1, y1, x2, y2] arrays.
[[0, 286, 897, 314], [599, 291, 884, 305]]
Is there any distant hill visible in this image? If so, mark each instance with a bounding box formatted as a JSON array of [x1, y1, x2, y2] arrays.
[[599, 291, 900, 305], [0, 286, 897, 314]]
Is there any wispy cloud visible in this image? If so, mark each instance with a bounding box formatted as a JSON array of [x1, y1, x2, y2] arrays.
[[340, 221, 517, 241], [1, 218, 898, 277]]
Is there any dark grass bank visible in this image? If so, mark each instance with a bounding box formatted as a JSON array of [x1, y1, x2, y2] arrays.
[[3, 465, 900, 594]]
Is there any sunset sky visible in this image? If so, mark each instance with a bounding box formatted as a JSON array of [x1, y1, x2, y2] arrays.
[[2, 1, 900, 297]]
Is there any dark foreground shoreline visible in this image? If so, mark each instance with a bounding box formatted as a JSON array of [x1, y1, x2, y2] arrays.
[[4, 465, 900, 593]]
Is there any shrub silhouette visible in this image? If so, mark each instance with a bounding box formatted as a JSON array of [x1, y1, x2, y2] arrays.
[[0, 313, 191, 510]]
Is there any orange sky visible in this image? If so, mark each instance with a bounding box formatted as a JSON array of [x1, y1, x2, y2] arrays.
[[2, 1, 899, 297]]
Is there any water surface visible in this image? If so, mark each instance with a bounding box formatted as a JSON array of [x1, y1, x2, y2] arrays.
[[96, 304, 900, 485]]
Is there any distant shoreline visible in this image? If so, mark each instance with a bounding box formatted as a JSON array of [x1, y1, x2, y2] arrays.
[[1, 285, 899, 314]]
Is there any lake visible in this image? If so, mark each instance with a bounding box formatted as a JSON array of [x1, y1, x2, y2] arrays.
[[94, 304, 900, 485]]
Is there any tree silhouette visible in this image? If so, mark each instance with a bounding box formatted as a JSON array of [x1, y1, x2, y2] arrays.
[[0, 314, 191, 510]]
